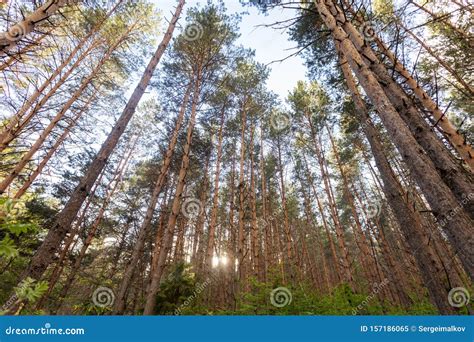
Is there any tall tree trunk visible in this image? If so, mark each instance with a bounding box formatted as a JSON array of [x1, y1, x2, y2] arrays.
[[237, 104, 247, 288], [260, 130, 271, 281], [0, 39, 100, 152], [302, 153, 342, 285], [228, 147, 237, 309], [0, 0, 78, 55], [325, 125, 382, 291], [54, 134, 136, 312], [146, 185, 172, 290], [34, 165, 108, 310], [192, 155, 211, 272], [297, 171, 331, 292], [397, 20, 473, 96], [143, 70, 201, 315], [249, 122, 260, 279], [338, 52, 457, 313], [275, 135, 294, 281], [205, 104, 226, 271], [173, 218, 186, 262], [113, 80, 192, 314], [305, 115, 353, 287], [107, 218, 133, 279]]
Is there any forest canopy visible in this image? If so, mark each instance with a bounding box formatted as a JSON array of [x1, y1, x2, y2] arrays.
[[0, 0, 472, 316]]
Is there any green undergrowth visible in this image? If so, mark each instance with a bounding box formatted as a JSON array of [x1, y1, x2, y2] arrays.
[[156, 264, 439, 316]]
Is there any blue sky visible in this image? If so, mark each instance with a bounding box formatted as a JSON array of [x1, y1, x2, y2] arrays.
[[158, 0, 307, 100]]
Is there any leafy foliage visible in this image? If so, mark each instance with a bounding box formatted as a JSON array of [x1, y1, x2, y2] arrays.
[[0, 198, 39, 259], [14, 277, 49, 304]]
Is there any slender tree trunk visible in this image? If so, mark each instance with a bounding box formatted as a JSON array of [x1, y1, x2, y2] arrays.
[[325, 125, 381, 289], [107, 218, 133, 279], [306, 115, 353, 286], [0, 0, 78, 55], [34, 165, 108, 310], [113, 81, 192, 314], [0, 39, 100, 152], [357, 185, 412, 308], [173, 219, 186, 262], [146, 186, 172, 290], [302, 153, 342, 285], [275, 135, 294, 281], [298, 173, 331, 292], [409, 0, 473, 42], [228, 148, 237, 309], [260, 130, 271, 281], [0, 2, 121, 151], [249, 122, 260, 279], [192, 156, 211, 271], [13, 94, 95, 199], [1, 40, 127, 193], [397, 20, 473, 96], [338, 52, 457, 313], [205, 104, 226, 271], [143, 70, 201, 315], [1, 15, 138, 189], [0, 28, 53, 71], [237, 104, 247, 287]]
